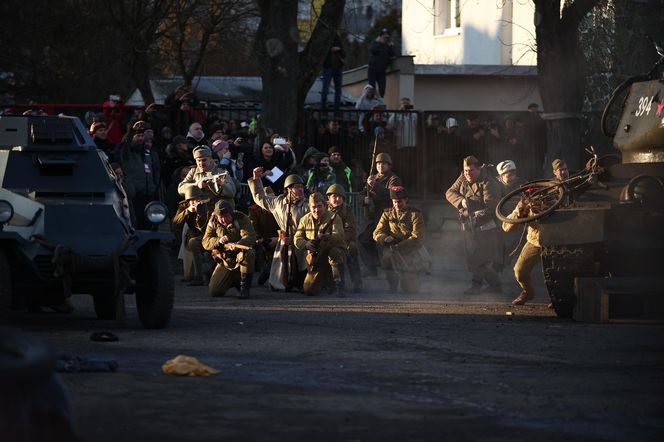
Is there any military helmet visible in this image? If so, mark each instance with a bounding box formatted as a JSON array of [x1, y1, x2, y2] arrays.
[[214, 201, 233, 216], [326, 184, 346, 199], [375, 152, 392, 164], [284, 174, 304, 188], [182, 184, 204, 201]]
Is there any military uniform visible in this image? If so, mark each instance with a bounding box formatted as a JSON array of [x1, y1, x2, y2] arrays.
[[373, 201, 427, 293], [178, 147, 236, 208], [248, 202, 280, 284], [445, 166, 503, 292], [172, 185, 210, 285], [294, 199, 346, 296], [359, 153, 402, 275], [202, 208, 256, 298], [249, 176, 309, 290], [328, 201, 362, 291]]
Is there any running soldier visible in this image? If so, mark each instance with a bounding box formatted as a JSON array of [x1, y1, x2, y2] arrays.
[[202, 201, 256, 299], [294, 193, 346, 297]]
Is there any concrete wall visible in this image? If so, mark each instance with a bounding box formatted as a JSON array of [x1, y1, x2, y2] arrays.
[[402, 0, 537, 66]]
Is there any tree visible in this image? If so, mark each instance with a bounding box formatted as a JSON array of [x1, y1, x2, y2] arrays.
[[533, 0, 605, 169], [253, 0, 346, 141]]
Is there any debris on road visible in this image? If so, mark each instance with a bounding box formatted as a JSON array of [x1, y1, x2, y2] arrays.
[[162, 355, 220, 377]]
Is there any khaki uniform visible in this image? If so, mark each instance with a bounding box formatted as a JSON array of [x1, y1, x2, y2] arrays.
[[202, 211, 256, 297], [359, 171, 402, 272], [294, 210, 345, 295], [249, 178, 308, 290], [373, 206, 427, 293], [503, 201, 543, 299], [249, 203, 280, 278], [329, 202, 362, 290], [445, 171, 503, 289], [172, 204, 209, 281], [178, 165, 237, 208]]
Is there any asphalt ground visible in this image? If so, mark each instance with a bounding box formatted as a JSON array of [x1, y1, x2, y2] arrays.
[[5, 225, 664, 441]]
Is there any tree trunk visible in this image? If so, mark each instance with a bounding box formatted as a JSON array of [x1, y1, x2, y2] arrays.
[[534, 0, 601, 171], [133, 51, 155, 105], [255, 0, 345, 146]]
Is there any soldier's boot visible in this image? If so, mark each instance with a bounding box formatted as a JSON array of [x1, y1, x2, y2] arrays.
[[331, 264, 345, 298], [483, 266, 503, 293], [238, 273, 252, 299], [511, 290, 534, 306]]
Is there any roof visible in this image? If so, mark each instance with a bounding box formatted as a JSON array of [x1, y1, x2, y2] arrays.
[[126, 76, 356, 106], [414, 64, 537, 77]]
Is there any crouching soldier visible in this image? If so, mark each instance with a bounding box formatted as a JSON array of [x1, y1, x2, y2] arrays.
[[294, 193, 346, 297], [202, 201, 256, 299], [373, 186, 429, 293], [326, 184, 363, 292], [172, 184, 211, 286]]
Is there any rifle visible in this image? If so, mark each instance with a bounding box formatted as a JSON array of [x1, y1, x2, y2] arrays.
[[198, 171, 228, 193], [363, 134, 380, 217], [305, 213, 337, 270], [279, 201, 292, 288], [211, 243, 253, 264]]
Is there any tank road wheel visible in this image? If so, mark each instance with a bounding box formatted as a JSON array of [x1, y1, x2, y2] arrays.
[[496, 180, 565, 224], [92, 289, 125, 321], [0, 248, 12, 320], [135, 243, 174, 329]]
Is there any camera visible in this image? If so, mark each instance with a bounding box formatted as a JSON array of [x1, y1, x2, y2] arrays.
[[273, 137, 286, 145], [109, 94, 121, 102]]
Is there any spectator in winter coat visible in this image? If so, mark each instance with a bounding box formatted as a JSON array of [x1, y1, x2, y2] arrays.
[[321, 33, 345, 111], [246, 141, 296, 195], [102, 94, 125, 146], [328, 146, 352, 192], [355, 84, 385, 134], [367, 28, 397, 98]]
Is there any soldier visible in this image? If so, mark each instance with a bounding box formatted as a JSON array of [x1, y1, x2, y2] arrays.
[[202, 201, 256, 299], [294, 193, 346, 297], [373, 186, 428, 293], [495, 159, 524, 272], [248, 187, 280, 286], [326, 184, 363, 292], [172, 185, 211, 286], [446, 156, 503, 294], [249, 169, 309, 291], [504, 159, 569, 305], [496, 160, 521, 192], [359, 152, 402, 276], [178, 145, 236, 208]]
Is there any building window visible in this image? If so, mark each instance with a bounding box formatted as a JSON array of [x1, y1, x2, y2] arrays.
[[434, 0, 461, 35]]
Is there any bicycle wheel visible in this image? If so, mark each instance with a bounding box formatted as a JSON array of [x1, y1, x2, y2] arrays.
[[496, 180, 565, 224]]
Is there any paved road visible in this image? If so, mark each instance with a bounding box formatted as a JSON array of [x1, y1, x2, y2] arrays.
[[9, 273, 664, 442]]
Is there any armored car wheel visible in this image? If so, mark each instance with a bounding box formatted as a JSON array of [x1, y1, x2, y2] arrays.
[[135, 243, 174, 329], [0, 248, 12, 320], [496, 180, 565, 224]]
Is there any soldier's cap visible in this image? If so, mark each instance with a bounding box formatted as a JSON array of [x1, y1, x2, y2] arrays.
[[214, 201, 233, 216], [326, 183, 346, 198], [309, 192, 326, 205], [284, 174, 304, 188], [496, 160, 516, 175], [375, 152, 392, 164], [390, 186, 408, 199], [552, 158, 567, 171], [173, 135, 187, 145], [89, 121, 107, 133], [193, 145, 212, 159], [182, 184, 204, 202]]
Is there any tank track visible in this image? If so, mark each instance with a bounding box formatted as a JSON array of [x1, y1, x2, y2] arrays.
[[541, 244, 597, 318]]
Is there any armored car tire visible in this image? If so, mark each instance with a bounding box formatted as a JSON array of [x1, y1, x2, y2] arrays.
[[135, 242, 174, 329], [0, 248, 12, 320]]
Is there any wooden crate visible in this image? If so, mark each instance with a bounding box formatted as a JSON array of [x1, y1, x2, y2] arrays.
[[574, 277, 664, 323]]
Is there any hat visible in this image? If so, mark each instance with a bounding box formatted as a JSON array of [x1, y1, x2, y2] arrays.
[[212, 139, 229, 151], [182, 184, 203, 201], [214, 201, 233, 216], [328, 146, 341, 155], [445, 117, 458, 129], [375, 152, 392, 164], [209, 124, 224, 135], [380, 28, 390, 35], [173, 135, 187, 145], [496, 160, 517, 175], [89, 121, 107, 134], [284, 174, 304, 188], [326, 184, 346, 198], [132, 120, 150, 133], [389, 186, 407, 199], [309, 192, 325, 205], [552, 159, 566, 171], [363, 84, 375, 92], [193, 146, 212, 159]]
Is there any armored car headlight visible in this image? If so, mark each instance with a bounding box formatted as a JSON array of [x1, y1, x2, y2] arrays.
[[0, 200, 14, 224], [144, 201, 167, 225]]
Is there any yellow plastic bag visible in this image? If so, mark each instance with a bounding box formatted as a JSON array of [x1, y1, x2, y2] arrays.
[[162, 355, 220, 377]]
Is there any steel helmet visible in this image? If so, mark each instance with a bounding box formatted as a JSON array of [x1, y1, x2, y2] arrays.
[[284, 174, 304, 188], [325, 184, 346, 199], [375, 152, 392, 164]]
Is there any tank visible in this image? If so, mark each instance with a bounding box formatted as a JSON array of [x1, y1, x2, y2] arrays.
[[497, 46, 664, 318], [0, 115, 174, 328]]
